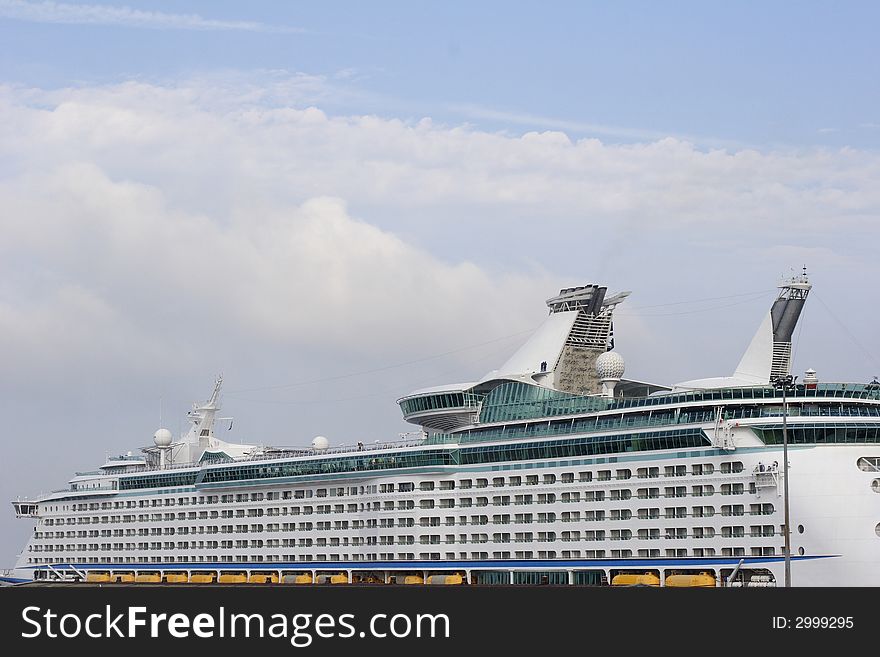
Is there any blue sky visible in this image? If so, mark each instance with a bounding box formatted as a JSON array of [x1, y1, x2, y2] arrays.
[[1, 1, 879, 563], [2, 1, 879, 148]]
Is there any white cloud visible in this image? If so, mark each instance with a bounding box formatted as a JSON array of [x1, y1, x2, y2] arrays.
[[0, 75, 878, 389], [0, 158, 555, 384], [5, 77, 879, 237], [0, 282, 177, 375], [0, 0, 303, 32], [445, 101, 711, 145]]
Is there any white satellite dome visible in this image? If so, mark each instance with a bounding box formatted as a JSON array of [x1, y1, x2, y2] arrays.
[[153, 428, 173, 447], [312, 435, 330, 450], [596, 350, 626, 380]]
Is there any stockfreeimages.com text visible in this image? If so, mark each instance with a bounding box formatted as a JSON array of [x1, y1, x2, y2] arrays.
[[21, 605, 450, 646]]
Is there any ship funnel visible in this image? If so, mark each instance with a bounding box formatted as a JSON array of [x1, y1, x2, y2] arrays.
[[733, 270, 811, 384]]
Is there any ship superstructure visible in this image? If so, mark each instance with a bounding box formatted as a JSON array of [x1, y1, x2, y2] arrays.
[[6, 273, 880, 587]]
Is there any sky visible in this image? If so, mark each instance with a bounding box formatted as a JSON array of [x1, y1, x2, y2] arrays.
[[1, 1, 879, 564]]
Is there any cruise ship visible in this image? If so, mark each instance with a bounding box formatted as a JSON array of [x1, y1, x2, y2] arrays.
[[5, 273, 880, 587]]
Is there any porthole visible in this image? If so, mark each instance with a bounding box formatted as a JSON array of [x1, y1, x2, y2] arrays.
[[872, 479, 880, 493], [798, 547, 805, 555], [857, 457, 880, 472], [876, 523, 880, 538], [797, 525, 804, 534]]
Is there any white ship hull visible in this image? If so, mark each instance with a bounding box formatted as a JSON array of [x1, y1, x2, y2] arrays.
[[11, 441, 880, 586]]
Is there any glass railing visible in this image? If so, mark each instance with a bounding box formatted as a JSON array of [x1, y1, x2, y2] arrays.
[[476, 382, 880, 424], [612, 382, 880, 408], [399, 391, 483, 416], [427, 395, 880, 446], [750, 423, 880, 445], [430, 412, 714, 445]]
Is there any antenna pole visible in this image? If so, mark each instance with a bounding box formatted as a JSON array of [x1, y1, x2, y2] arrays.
[[772, 374, 796, 587]]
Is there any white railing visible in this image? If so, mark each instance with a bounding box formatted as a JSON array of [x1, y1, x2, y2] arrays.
[[143, 435, 433, 473]]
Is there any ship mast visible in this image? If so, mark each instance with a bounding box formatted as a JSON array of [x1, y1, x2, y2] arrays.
[[186, 375, 223, 452]]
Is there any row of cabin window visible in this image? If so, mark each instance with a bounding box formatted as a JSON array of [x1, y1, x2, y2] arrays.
[[44, 462, 751, 515], [33, 503, 777, 543], [38, 484, 758, 529], [29, 508, 772, 551], [25, 544, 782, 567], [31, 524, 782, 552], [43, 482, 757, 524]]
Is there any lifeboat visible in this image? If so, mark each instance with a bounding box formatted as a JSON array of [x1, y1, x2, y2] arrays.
[[248, 573, 279, 584], [665, 572, 716, 588], [283, 573, 313, 584], [85, 572, 112, 583], [113, 573, 135, 583], [611, 572, 661, 587], [134, 572, 162, 583], [218, 573, 247, 584], [426, 573, 465, 585], [189, 573, 216, 584], [163, 573, 189, 584], [403, 574, 425, 585]]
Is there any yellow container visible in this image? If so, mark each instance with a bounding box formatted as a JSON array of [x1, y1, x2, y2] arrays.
[[249, 573, 279, 584], [189, 573, 216, 584], [665, 573, 716, 588], [403, 575, 424, 585], [427, 573, 465, 585], [218, 573, 247, 584], [113, 573, 135, 583], [611, 572, 661, 587], [135, 573, 162, 583], [86, 572, 112, 583], [164, 573, 189, 583]]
